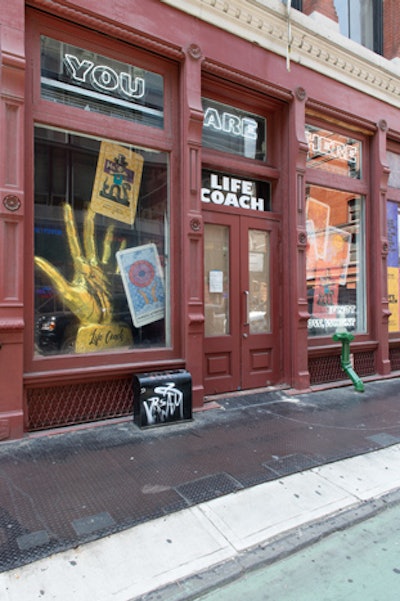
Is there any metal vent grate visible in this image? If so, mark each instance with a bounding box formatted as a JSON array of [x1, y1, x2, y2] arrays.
[[309, 354, 343, 385], [353, 351, 375, 376], [26, 377, 133, 432], [309, 351, 375, 386], [389, 346, 400, 371]]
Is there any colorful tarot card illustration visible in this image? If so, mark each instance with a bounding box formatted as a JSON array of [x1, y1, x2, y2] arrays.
[[91, 141, 144, 225], [116, 243, 165, 328]]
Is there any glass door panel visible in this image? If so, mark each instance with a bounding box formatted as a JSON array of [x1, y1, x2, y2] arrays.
[[248, 229, 270, 334], [204, 224, 230, 337]]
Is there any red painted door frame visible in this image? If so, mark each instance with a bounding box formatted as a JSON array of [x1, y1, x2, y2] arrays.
[[203, 210, 280, 395]]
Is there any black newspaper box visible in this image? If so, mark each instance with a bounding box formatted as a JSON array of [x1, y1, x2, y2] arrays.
[[133, 370, 192, 428]]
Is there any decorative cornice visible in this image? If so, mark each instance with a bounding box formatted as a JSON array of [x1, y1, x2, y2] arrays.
[[161, 0, 400, 110], [378, 119, 388, 132], [27, 0, 184, 61], [27, 0, 400, 111], [202, 59, 292, 101], [295, 86, 307, 101], [1, 53, 26, 70], [306, 100, 376, 134], [186, 43, 203, 61], [0, 318, 24, 330]]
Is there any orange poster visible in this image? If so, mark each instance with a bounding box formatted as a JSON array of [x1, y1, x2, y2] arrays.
[[91, 141, 144, 225], [306, 198, 330, 258]]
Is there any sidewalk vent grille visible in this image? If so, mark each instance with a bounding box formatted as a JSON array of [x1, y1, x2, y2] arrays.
[[26, 377, 133, 431], [309, 351, 375, 385]]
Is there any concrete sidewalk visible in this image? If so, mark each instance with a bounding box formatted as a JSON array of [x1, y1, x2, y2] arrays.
[[2, 442, 400, 601]]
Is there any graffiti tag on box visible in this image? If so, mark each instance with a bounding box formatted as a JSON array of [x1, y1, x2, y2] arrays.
[[142, 382, 184, 426]]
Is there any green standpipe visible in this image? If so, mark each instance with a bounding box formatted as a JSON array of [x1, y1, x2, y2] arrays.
[[332, 331, 364, 393]]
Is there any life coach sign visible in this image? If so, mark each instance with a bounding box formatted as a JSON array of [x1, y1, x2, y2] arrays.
[[40, 36, 164, 128], [201, 170, 271, 213]]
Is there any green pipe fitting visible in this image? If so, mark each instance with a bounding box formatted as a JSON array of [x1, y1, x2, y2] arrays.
[[332, 331, 364, 393]]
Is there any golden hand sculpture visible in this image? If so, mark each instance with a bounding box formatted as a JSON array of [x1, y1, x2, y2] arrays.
[[35, 203, 116, 326]]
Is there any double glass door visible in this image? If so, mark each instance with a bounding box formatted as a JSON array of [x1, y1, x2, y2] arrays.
[[203, 212, 280, 394]]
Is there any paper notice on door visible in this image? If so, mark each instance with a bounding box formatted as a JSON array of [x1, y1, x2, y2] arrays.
[[209, 270, 223, 293]]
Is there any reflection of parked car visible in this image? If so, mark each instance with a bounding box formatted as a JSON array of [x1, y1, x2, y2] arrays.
[[35, 312, 80, 353]]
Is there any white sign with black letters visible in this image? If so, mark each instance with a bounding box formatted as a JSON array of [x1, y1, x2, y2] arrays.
[[201, 171, 269, 213]]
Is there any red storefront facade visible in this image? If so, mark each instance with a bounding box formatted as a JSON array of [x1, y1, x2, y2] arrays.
[[1, 0, 400, 440]]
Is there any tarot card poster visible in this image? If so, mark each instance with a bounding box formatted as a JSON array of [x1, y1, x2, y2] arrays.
[[91, 141, 144, 225], [117, 243, 165, 327]]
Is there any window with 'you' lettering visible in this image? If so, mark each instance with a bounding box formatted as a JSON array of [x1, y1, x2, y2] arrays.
[[40, 36, 164, 128]]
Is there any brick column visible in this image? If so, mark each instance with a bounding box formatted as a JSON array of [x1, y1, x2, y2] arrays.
[[302, 0, 338, 23]]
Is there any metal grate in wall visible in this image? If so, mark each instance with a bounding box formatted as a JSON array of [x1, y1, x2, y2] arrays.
[[309, 351, 375, 386], [26, 377, 133, 432], [353, 351, 376, 376], [309, 354, 343, 385], [389, 346, 400, 371]]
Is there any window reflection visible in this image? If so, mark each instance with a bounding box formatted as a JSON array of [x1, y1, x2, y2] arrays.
[[249, 229, 270, 334], [333, 0, 382, 54], [204, 225, 230, 337], [306, 186, 366, 336]]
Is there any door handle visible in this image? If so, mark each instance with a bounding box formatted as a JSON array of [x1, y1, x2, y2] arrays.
[[244, 290, 249, 326]]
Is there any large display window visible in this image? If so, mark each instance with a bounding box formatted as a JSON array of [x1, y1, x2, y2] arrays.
[[34, 126, 169, 355], [306, 186, 366, 336], [305, 123, 367, 338]]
